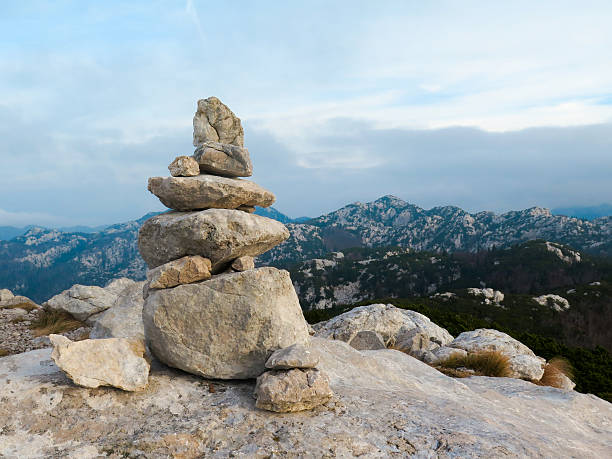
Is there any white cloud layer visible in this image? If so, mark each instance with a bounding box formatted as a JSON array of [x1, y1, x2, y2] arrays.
[[0, 1, 610, 225]]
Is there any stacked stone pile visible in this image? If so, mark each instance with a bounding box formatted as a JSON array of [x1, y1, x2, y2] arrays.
[[139, 97, 325, 410], [254, 343, 333, 412]]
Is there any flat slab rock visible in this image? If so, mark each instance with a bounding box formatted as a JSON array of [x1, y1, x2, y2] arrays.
[[49, 335, 149, 391], [265, 343, 320, 370], [147, 174, 275, 211], [1, 338, 611, 457], [138, 209, 289, 271], [143, 267, 310, 379], [146, 255, 212, 289]]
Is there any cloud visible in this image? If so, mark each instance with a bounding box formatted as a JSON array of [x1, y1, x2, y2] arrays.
[[0, 1, 611, 225]]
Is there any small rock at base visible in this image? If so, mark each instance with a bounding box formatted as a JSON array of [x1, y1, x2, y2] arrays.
[[254, 368, 333, 413], [49, 334, 150, 391], [348, 330, 386, 350], [265, 343, 320, 370], [231, 256, 255, 272], [168, 156, 200, 177], [147, 255, 212, 289]]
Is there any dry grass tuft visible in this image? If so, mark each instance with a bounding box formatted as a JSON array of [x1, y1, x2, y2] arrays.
[[536, 357, 574, 388], [29, 310, 84, 337], [1, 301, 38, 312], [0, 348, 9, 357], [437, 350, 511, 378]]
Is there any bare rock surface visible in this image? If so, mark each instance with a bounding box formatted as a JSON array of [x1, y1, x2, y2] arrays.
[[255, 368, 332, 412], [193, 141, 252, 177], [314, 303, 453, 349], [265, 343, 319, 370], [146, 256, 211, 290], [348, 330, 386, 350], [49, 334, 149, 391], [231, 255, 255, 271], [193, 96, 244, 147], [450, 329, 546, 380], [138, 209, 289, 272], [89, 280, 146, 341], [1, 338, 611, 457], [147, 174, 274, 211], [143, 267, 310, 379], [168, 155, 199, 177]]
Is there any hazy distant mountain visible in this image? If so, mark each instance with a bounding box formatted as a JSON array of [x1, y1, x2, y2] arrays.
[[0, 224, 109, 240], [1, 197, 611, 302], [254, 207, 310, 223], [552, 204, 612, 220]]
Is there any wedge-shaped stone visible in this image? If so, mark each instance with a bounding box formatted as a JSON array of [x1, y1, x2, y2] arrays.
[[147, 255, 212, 289], [254, 368, 333, 412], [193, 96, 244, 147], [231, 255, 255, 272], [193, 141, 253, 177], [143, 267, 310, 379], [147, 174, 274, 211], [138, 209, 289, 271], [49, 335, 149, 391], [168, 156, 199, 177]]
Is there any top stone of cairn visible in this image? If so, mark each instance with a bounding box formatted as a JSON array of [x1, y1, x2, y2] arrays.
[[193, 96, 244, 147]]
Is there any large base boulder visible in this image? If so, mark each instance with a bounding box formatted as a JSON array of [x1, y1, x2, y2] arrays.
[[143, 267, 310, 379], [49, 335, 149, 391], [138, 209, 289, 272]]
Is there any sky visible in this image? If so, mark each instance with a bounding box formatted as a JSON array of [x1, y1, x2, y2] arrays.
[[1, 0, 611, 226]]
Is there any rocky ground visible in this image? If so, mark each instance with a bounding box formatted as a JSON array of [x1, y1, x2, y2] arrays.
[[0, 307, 89, 356], [1, 338, 610, 458]]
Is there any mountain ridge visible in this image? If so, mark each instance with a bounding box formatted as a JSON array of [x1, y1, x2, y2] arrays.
[[1, 196, 610, 302]]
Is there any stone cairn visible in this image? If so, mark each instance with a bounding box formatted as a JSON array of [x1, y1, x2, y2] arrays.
[[138, 97, 332, 411]]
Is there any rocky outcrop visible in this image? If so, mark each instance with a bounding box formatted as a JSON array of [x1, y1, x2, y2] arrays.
[[467, 287, 504, 305], [49, 334, 149, 391], [168, 155, 199, 177], [254, 368, 333, 413], [147, 174, 275, 211], [313, 303, 453, 350], [193, 141, 253, 177], [45, 278, 140, 324], [533, 294, 570, 311], [193, 96, 244, 147], [143, 268, 309, 379], [1, 338, 610, 457], [449, 329, 545, 380], [138, 209, 289, 271], [146, 255, 212, 289]]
